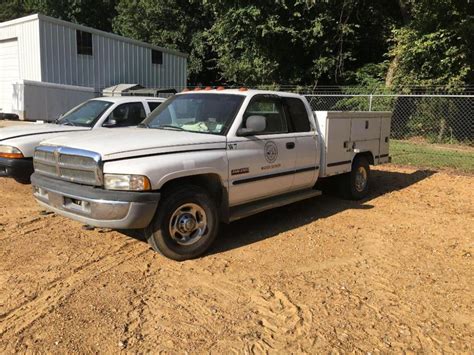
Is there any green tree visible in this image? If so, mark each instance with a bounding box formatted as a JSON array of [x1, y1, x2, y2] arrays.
[[113, 0, 216, 84], [206, 0, 361, 86], [0, 0, 30, 22], [387, 0, 473, 89], [30, 0, 118, 31], [2, 0, 471, 90], [0, 0, 117, 31]]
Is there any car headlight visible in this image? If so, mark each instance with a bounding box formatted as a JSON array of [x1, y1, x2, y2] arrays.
[[103, 174, 151, 191], [0, 146, 24, 159]]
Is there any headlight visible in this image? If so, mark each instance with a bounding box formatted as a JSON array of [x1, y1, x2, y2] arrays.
[[103, 174, 151, 191], [0, 146, 24, 159]]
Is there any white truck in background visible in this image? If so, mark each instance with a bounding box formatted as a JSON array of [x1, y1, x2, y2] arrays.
[[31, 89, 391, 260], [0, 96, 165, 183]]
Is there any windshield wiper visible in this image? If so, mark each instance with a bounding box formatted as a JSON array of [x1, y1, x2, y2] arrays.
[[61, 120, 78, 126], [156, 124, 185, 131], [137, 123, 149, 128]]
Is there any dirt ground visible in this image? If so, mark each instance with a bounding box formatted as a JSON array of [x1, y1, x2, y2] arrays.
[[0, 165, 472, 353]]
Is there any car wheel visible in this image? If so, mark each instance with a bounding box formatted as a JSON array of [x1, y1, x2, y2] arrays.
[[145, 184, 219, 261], [342, 156, 370, 200]]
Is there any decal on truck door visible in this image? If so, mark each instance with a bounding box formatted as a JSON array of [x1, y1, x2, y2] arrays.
[[231, 167, 250, 176], [264, 141, 278, 163]]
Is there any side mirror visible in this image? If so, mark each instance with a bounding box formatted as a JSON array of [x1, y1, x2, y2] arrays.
[[237, 115, 266, 136], [103, 119, 117, 128]]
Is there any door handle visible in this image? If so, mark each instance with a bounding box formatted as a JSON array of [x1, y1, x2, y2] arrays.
[[286, 142, 295, 149]]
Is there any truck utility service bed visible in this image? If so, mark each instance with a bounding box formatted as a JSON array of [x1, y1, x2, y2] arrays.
[[315, 111, 391, 177]]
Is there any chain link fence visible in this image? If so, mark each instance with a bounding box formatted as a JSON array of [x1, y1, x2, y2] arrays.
[[101, 84, 474, 173], [305, 94, 474, 173]]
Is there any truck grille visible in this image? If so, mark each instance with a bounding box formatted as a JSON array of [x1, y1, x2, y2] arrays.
[[34, 146, 102, 186]]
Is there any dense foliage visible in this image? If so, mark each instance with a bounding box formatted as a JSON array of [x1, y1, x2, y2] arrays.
[[1, 0, 472, 89]]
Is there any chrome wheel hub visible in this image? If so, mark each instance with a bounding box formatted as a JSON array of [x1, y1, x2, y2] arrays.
[[169, 203, 207, 246], [355, 166, 368, 192]]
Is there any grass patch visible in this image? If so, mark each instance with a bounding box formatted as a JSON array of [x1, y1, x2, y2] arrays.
[[390, 140, 474, 173]]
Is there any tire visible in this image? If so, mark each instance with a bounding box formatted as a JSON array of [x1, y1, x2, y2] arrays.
[[145, 184, 219, 261], [14, 176, 31, 184], [341, 156, 370, 200]]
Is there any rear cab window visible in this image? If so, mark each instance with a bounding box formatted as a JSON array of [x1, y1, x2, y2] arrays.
[[147, 101, 162, 112], [282, 97, 311, 132]]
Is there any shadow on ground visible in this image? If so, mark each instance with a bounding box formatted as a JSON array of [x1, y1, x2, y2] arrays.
[[210, 169, 435, 255], [120, 169, 435, 255]]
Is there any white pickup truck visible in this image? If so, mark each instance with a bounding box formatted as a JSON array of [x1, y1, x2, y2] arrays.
[[0, 96, 165, 183], [31, 89, 391, 260]]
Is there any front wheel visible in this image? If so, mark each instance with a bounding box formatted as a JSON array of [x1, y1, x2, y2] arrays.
[[341, 156, 370, 200], [145, 185, 219, 261], [14, 177, 31, 184]]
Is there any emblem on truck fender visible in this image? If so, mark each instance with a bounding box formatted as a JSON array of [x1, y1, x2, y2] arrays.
[[264, 141, 278, 163]]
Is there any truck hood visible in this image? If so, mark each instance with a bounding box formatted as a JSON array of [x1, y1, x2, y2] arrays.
[[0, 123, 88, 142], [40, 127, 228, 160]]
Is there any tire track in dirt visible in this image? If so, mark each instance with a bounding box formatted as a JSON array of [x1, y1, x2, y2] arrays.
[[135, 264, 319, 353], [0, 241, 148, 338], [120, 261, 154, 349], [0, 215, 54, 241], [247, 289, 314, 353]]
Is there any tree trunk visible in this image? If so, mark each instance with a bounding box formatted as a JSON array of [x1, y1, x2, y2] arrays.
[[385, 0, 411, 88], [385, 55, 399, 87]]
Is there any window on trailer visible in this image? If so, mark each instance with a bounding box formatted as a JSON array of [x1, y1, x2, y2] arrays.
[[76, 30, 93, 56], [152, 50, 163, 65]]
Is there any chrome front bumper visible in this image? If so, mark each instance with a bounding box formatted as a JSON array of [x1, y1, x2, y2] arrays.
[[31, 173, 159, 229]]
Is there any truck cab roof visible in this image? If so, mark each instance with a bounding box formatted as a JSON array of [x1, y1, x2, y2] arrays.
[[178, 88, 304, 99], [90, 96, 166, 103]]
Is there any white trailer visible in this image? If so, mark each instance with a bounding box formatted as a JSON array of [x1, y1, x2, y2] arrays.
[[12, 80, 96, 121], [0, 14, 187, 120]]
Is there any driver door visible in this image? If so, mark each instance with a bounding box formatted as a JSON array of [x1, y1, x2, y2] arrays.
[[227, 95, 297, 206]]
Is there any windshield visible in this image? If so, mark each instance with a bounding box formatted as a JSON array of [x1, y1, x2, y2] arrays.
[[58, 100, 113, 127], [141, 93, 245, 135]]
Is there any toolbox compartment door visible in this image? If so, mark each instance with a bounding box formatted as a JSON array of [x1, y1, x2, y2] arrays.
[[378, 113, 392, 163], [324, 115, 352, 176], [350, 117, 382, 141]]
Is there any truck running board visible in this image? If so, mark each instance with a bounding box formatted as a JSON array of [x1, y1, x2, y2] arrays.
[[229, 189, 322, 222]]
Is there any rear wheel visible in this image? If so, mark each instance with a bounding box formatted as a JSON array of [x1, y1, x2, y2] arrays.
[[341, 156, 370, 200], [145, 185, 219, 261]]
